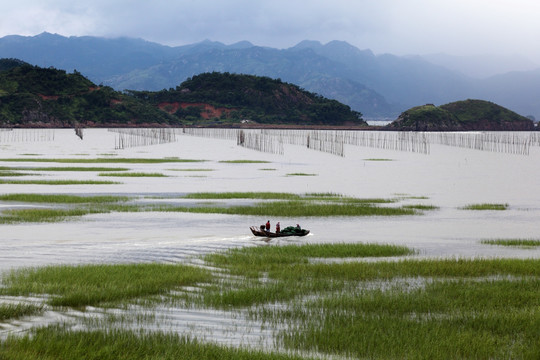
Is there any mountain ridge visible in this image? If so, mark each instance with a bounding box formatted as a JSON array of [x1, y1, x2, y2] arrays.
[[1, 33, 539, 120]]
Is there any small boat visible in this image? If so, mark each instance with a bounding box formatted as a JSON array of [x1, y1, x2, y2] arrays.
[[250, 225, 310, 238]]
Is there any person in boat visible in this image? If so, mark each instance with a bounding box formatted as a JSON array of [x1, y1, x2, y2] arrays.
[[276, 222, 280, 233], [266, 220, 270, 231], [296, 224, 301, 230]]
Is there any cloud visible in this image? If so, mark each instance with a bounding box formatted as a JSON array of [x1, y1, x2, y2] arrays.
[[1, 0, 540, 63]]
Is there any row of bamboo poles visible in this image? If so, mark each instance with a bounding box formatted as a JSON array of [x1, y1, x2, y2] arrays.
[[237, 130, 284, 155], [108, 128, 177, 149], [177, 128, 539, 156], [0, 128, 55, 142], [0, 127, 536, 156], [426, 132, 532, 155]]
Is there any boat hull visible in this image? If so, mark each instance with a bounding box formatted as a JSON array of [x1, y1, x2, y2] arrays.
[[250, 226, 310, 238]]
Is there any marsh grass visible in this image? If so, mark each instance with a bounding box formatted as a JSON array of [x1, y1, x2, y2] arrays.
[[363, 158, 393, 161], [0, 194, 130, 204], [461, 203, 509, 210], [0, 166, 129, 172], [0, 158, 205, 164], [167, 168, 214, 172], [204, 243, 415, 278], [0, 263, 212, 308], [0, 208, 107, 223], [0, 326, 303, 360], [201, 251, 540, 359], [98, 172, 168, 177], [403, 204, 439, 210], [162, 201, 418, 217], [481, 238, 540, 247], [31, 167, 129, 172], [285, 173, 317, 176], [0, 303, 43, 321], [219, 160, 271, 163], [0, 204, 140, 224], [0, 192, 426, 224], [1, 246, 540, 359], [0, 179, 120, 185], [183, 192, 303, 200], [0, 171, 31, 177]]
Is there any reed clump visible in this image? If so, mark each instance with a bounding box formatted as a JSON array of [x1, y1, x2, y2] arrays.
[[461, 203, 509, 210], [481, 238, 540, 247], [0, 303, 43, 321], [0, 325, 304, 360], [98, 172, 168, 177], [0, 179, 120, 185], [0, 194, 130, 204], [1, 263, 212, 308], [0, 157, 205, 164]]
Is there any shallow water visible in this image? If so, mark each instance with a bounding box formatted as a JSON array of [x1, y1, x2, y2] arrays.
[[2, 128, 539, 270], [1, 128, 540, 348]]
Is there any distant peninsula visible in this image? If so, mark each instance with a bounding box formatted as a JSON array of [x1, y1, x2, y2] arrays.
[[387, 100, 535, 131], [0, 59, 366, 128]]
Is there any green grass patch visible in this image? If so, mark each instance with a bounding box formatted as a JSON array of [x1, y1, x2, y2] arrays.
[[0, 157, 206, 164], [481, 239, 540, 247], [403, 204, 439, 210], [0, 166, 129, 172], [285, 173, 317, 176], [0, 263, 212, 307], [219, 160, 271, 164], [1, 248, 540, 359], [461, 203, 509, 210], [0, 326, 303, 360], [161, 201, 418, 217], [34, 167, 129, 172], [98, 172, 168, 177], [0, 303, 43, 321], [183, 192, 303, 200], [0, 179, 120, 185], [259, 168, 276, 171], [205, 243, 415, 277], [364, 158, 393, 161], [0, 204, 139, 224], [0, 171, 31, 177], [0, 194, 130, 204], [168, 168, 214, 172]]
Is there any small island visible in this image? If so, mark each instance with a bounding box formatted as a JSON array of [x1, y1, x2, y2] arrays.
[[387, 100, 535, 131]]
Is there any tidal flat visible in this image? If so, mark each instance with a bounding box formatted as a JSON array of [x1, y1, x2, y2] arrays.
[[1, 128, 540, 358]]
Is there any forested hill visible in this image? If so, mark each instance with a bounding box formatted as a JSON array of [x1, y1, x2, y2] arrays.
[[128, 72, 366, 125], [0, 60, 176, 127], [387, 100, 535, 131], [0, 61, 366, 127]]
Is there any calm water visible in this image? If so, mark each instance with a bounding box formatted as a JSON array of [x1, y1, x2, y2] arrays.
[[1, 128, 539, 347], [1, 128, 539, 270]]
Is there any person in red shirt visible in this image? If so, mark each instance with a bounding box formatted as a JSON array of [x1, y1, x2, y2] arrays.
[[276, 222, 280, 233], [265, 220, 270, 231]]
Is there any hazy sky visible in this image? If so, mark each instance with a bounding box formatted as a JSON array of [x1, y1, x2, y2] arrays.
[[2, 0, 540, 64]]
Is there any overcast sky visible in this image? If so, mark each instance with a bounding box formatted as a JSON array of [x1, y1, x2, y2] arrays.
[[2, 0, 540, 64]]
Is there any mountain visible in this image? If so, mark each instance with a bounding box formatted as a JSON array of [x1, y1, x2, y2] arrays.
[[1, 33, 539, 120], [0, 62, 365, 127], [387, 100, 535, 131]]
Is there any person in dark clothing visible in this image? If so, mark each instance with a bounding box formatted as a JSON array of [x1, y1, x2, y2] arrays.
[[276, 222, 280, 233]]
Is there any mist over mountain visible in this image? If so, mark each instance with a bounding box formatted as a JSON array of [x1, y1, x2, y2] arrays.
[[1, 33, 539, 120]]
